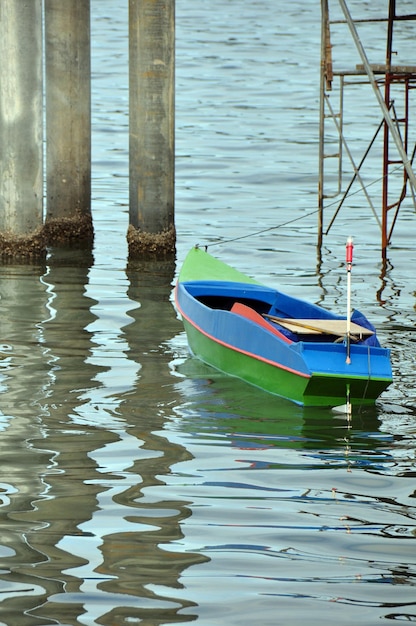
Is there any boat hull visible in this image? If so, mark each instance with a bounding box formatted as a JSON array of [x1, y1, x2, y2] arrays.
[[175, 248, 392, 407], [181, 316, 309, 404], [180, 312, 390, 407]]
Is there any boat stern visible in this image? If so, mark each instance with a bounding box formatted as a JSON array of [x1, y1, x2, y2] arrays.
[[296, 341, 392, 405]]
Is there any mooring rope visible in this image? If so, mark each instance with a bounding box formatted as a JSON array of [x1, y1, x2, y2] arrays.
[[198, 162, 409, 251], [200, 207, 319, 250]]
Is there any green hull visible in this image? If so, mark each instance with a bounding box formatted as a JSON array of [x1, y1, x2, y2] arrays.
[[183, 318, 385, 406]]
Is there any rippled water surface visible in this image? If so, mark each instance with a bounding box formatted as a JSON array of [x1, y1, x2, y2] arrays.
[[0, 1, 415, 624]]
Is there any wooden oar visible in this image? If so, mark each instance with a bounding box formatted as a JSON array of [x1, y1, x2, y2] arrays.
[[231, 302, 292, 343]]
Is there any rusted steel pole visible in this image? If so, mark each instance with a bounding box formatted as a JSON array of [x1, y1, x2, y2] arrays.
[[318, 0, 330, 250], [128, 0, 176, 258], [44, 0, 93, 246], [0, 0, 44, 260]]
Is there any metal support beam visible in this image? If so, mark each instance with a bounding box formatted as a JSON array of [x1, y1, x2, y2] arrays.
[[338, 0, 416, 189], [318, 0, 416, 258]]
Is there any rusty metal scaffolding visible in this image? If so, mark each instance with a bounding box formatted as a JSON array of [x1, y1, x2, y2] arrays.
[[318, 0, 416, 258]]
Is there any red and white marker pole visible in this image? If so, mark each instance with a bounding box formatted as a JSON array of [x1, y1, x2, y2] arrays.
[[346, 236, 354, 364]]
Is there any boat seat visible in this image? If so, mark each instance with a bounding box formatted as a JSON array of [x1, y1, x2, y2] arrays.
[[263, 315, 374, 338], [230, 302, 292, 343]]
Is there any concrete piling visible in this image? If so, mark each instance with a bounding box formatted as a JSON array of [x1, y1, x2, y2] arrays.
[[0, 0, 44, 261], [44, 0, 93, 246], [128, 0, 176, 258], [0, 1, 176, 262]]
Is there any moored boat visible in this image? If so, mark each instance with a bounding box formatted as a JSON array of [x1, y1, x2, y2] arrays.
[[174, 246, 392, 407]]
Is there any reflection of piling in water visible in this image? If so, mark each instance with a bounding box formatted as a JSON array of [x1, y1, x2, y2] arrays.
[[0, 252, 108, 622], [96, 433, 207, 623], [0, 1, 176, 261]]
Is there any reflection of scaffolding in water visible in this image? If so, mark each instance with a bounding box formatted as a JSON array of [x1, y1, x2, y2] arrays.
[[318, 0, 416, 258]]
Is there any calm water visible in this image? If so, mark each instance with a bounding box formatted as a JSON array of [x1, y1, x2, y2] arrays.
[[0, 1, 415, 624]]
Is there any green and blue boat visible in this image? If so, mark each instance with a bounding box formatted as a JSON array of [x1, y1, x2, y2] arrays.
[[174, 246, 392, 407]]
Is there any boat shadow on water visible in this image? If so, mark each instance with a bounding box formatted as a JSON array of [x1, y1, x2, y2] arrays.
[[173, 354, 394, 473]]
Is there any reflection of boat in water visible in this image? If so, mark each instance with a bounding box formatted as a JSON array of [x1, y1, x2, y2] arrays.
[[174, 355, 390, 471], [175, 247, 392, 408]]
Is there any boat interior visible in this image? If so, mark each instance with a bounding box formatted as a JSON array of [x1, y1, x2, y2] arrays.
[[183, 280, 378, 346]]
